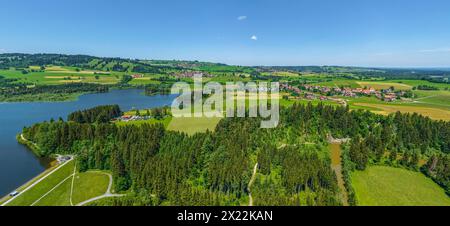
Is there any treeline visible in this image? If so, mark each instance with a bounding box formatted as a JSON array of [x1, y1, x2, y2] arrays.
[[1, 53, 228, 75], [22, 102, 450, 206], [0, 83, 109, 97], [0, 53, 96, 69], [23, 107, 341, 205], [415, 85, 440, 90], [423, 154, 450, 194], [68, 105, 122, 123], [134, 107, 171, 119], [254, 145, 340, 206], [22, 118, 253, 205], [144, 83, 172, 95], [0, 75, 24, 88], [284, 103, 449, 153]]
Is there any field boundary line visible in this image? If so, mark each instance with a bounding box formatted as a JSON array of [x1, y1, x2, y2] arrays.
[[31, 173, 74, 206], [69, 160, 77, 206], [1, 158, 74, 206]]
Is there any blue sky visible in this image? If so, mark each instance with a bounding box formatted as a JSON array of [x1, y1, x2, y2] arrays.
[[1, 0, 450, 67]]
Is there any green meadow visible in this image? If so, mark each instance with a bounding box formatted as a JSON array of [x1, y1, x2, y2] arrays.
[[167, 116, 222, 135], [0, 67, 122, 85], [352, 166, 450, 206], [5, 159, 112, 206], [6, 160, 76, 206]]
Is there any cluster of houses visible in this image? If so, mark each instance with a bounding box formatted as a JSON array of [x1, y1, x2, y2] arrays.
[[281, 83, 404, 102], [131, 74, 144, 79], [174, 71, 213, 78], [113, 115, 152, 122]]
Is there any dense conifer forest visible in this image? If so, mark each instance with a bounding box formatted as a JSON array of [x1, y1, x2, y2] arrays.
[[21, 103, 450, 206], [67, 105, 122, 123], [0, 83, 108, 98]]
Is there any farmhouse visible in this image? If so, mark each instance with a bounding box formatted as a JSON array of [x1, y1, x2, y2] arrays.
[[175, 71, 212, 78], [131, 74, 144, 79]]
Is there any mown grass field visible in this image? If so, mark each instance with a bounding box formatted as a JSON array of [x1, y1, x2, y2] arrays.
[[347, 88, 450, 121], [33, 179, 73, 206], [5, 159, 111, 206], [6, 160, 76, 206], [356, 81, 413, 90], [389, 79, 450, 90], [353, 102, 450, 121], [32, 171, 110, 206], [0, 66, 169, 85], [0, 68, 121, 85], [313, 78, 361, 88], [167, 116, 222, 135], [413, 90, 450, 109], [352, 166, 450, 206], [71, 172, 110, 205]]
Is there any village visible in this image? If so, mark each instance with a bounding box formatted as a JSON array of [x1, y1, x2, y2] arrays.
[[281, 83, 412, 102], [173, 71, 213, 79]]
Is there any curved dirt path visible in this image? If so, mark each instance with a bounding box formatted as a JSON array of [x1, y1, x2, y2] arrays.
[[69, 161, 77, 206], [330, 143, 349, 206], [75, 173, 124, 206], [248, 163, 258, 206]]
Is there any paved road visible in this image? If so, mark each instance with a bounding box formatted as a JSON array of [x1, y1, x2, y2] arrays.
[[1, 158, 74, 206], [76, 173, 124, 206]]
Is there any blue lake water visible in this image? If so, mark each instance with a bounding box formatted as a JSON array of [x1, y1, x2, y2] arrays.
[[0, 89, 175, 196]]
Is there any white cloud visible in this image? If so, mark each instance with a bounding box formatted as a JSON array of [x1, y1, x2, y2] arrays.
[[237, 16, 247, 21], [0, 48, 5, 53], [251, 35, 258, 41]]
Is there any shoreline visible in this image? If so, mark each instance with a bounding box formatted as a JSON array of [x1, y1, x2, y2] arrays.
[[0, 135, 64, 205], [16, 134, 43, 157], [0, 134, 58, 203], [0, 87, 152, 104], [0, 159, 60, 205]]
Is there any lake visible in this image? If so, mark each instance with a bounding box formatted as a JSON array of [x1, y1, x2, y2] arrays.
[[0, 89, 175, 196]]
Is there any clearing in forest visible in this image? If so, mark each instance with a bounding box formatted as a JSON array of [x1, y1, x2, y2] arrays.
[[352, 166, 450, 206]]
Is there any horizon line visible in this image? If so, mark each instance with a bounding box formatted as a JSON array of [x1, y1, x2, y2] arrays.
[[1, 52, 450, 69]]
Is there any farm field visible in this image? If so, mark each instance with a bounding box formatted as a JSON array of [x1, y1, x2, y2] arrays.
[[352, 166, 450, 206], [389, 79, 450, 90], [312, 78, 361, 88], [356, 81, 413, 90], [0, 68, 122, 85], [353, 102, 450, 121], [167, 116, 222, 135], [261, 71, 300, 77], [0, 66, 173, 86], [413, 90, 450, 108], [344, 88, 450, 120], [311, 79, 449, 92]]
